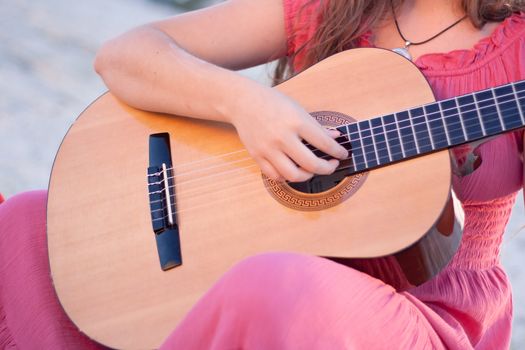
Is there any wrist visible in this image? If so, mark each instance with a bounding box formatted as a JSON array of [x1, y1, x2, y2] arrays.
[[216, 76, 271, 125]]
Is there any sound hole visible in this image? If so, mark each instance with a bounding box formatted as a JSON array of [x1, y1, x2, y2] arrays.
[[288, 134, 353, 194]]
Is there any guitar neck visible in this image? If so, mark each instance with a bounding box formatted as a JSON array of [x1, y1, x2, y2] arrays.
[[337, 80, 525, 174]]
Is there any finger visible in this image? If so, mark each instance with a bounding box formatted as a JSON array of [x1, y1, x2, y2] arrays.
[[299, 121, 348, 160], [326, 128, 341, 139], [269, 152, 314, 183], [284, 137, 340, 175], [257, 157, 283, 181]]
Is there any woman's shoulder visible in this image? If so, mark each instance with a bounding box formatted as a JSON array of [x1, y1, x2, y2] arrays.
[[283, 0, 322, 57], [283, 0, 321, 20]]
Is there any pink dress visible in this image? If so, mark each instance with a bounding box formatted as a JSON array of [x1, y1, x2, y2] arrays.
[[1, 3, 524, 349]]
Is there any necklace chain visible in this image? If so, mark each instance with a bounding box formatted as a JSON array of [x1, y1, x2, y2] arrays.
[[391, 2, 468, 49]]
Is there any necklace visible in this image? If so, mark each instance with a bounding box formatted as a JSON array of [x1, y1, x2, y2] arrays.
[[391, 2, 468, 61]]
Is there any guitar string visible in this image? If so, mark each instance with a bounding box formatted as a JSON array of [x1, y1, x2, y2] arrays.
[[149, 88, 524, 178], [153, 102, 523, 200], [148, 96, 524, 192], [149, 153, 421, 221], [147, 148, 250, 177], [150, 102, 523, 201], [151, 181, 274, 220], [148, 116, 521, 219], [149, 87, 524, 180], [148, 100, 520, 208]]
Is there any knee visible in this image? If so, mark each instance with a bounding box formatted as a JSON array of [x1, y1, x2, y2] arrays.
[[0, 190, 47, 216], [0, 190, 48, 243], [215, 252, 362, 308], [228, 252, 364, 284], [224, 252, 325, 287], [212, 252, 316, 302]]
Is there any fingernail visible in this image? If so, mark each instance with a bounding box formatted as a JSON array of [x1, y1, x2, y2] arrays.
[[326, 128, 340, 138]]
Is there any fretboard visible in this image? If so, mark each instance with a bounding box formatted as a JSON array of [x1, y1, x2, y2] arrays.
[[337, 80, 525, 174]]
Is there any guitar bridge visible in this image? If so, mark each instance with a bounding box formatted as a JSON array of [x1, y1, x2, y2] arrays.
[[147, 133, 182, 271]]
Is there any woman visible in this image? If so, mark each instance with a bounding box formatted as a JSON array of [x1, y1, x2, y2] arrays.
[[1, 0, 524, 348]]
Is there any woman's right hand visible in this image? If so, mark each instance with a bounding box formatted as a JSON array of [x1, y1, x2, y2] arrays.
[[229, 85, 349, 183]]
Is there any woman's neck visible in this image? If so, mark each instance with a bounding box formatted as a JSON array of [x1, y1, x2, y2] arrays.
[[373, 0, 500, 62], [398, 0, 466, 30]]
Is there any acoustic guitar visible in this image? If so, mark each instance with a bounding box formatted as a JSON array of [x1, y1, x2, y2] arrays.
[[47, 48, 525, 349]]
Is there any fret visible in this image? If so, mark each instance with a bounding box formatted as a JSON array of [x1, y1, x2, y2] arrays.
[[395, 111, 418, 157], [344, 123, 366, 172], [346, 126, 357, 173], [371, 117, 390, 164], [440, 99, 465, 145], [408, 111, 420, 154], [383, 114, 404, 161], [380, 116, 393, 162], [516, 81, 525, 91], [511, 82, 525, 125], [454, 97, 468, 139], [494, 84, 522, 130], [517, 82, 525, 116], [515, 81, 525, 105], [472, 91, 487, 136], [437, 102, 452, 145], [395, 114, 407, 159], [457, 94, 484, 141], [423, 108, 435, 150], [425, 103, 448, 149], [517, 84, 525, 130], [368, 119, 381, 164], [410, 107, 433, 153], [358, 120, 378, 168], [475, 90, 503, 136], [490, 88, 506, 131], [338, 124, 355, 173]]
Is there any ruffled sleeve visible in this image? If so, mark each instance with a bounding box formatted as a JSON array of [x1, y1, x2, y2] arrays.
[[415, 12, 525, 77]]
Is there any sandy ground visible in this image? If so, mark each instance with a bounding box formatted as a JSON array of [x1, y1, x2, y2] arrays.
[[0, 0, 523, 347]]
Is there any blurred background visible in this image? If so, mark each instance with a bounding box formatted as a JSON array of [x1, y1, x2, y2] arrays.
[[0, 0, 523, 347]]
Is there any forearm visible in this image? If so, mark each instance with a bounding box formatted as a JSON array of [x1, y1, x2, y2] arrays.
[[93, 19, 347, 182], [94, 25, 268, 124]]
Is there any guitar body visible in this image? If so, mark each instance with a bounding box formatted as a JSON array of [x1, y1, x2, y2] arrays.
[[47, 49, 460, 349]]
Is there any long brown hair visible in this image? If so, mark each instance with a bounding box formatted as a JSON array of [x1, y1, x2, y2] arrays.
[[274, 0, 525, 83]]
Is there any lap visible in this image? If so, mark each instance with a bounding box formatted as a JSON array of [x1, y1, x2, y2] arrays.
[[162, 252, 447, 349], [1, 191, 448, 350]]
